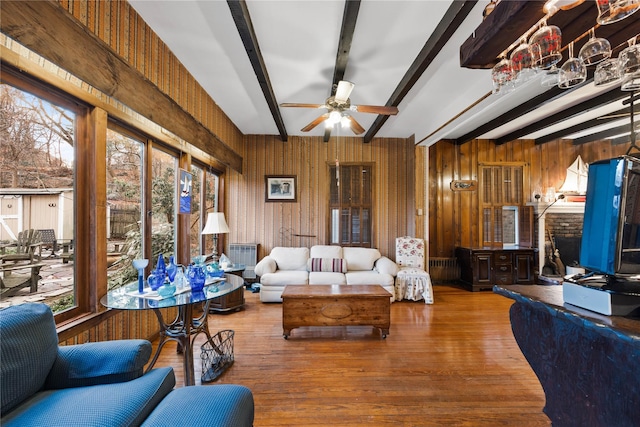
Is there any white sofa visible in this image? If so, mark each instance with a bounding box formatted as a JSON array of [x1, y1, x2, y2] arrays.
[[254, 245, 399, 302]]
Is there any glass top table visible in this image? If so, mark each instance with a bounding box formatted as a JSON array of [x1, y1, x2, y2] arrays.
[[100, 273, 244, 386]]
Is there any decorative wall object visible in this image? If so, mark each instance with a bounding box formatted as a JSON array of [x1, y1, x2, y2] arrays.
[[265, 175, 297, 202], [179, 169, 192, 214]]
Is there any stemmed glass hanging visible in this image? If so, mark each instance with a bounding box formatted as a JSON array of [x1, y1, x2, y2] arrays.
[[558, 42, 587, 89], [596, 0, 640, 25], [541, 64, 561, 88], [594, 58, 622, 86], [579, 28, 612, 66], [529, 21, 562, 69], [491, 57, 516, 95], [619, 37, 640, 91], [510, 38, 537, 82]]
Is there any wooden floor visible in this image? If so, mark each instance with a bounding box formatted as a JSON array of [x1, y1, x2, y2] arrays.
[[152, 284, 551, 426]]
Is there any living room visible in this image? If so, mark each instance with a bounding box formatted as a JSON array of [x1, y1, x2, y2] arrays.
[[1, 1, 639, 426]]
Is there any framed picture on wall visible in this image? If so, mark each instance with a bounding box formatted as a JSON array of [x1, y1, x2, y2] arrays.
[[265, 175, 297, 202]]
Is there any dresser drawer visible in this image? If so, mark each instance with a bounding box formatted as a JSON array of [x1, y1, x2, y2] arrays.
[[494, 264, 512, 274], [494, 273, 511, 285], [494, 252, 512, 264]]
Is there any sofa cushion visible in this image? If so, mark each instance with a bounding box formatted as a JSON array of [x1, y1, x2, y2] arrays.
[[345, 271, 395, 287], [309, 271, 347, 285], [1, 367, 175, 426], [307, 257, 347, 273], [142, 384, 254, 427], [269, 247, 309, 271], [0, 303, 58, 415], [343, 247, 381, 271], [310, 245, 343, 259], [260, 270, 309, 286]]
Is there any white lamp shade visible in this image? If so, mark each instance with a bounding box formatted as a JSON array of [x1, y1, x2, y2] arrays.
[[201, 212, 230, 235]]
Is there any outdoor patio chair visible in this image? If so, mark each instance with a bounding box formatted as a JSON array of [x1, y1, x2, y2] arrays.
[[37, 229, 58, 257], [0, 229, 43, 265]]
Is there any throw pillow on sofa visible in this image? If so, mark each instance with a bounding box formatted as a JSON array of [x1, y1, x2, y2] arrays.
[[307, 258, 347, 273]]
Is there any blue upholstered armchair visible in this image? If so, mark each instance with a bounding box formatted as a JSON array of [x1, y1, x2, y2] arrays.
[[0, 303, 254, 426]]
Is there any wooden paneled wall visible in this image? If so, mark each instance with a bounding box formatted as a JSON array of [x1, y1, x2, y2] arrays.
[[57, 0, 245, 155], [428, 138, 634, 258], [227, 134, 416, 260]]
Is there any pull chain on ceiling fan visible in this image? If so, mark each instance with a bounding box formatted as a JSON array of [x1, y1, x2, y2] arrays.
[[281, 80, 399, 141]]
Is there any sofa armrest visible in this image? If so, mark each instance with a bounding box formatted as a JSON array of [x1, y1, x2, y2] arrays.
[[375, 256, 399, 276], [44, 339, 152, 389], [254, 256, 277, 276]]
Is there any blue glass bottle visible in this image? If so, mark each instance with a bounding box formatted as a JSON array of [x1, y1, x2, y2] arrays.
[[166, 256, 178, 282]]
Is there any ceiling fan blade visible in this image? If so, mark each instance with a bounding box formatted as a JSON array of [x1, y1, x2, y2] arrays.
[[348, 116, 365, 135], [334, 80, 355, 103], [281, 103, 325, 109], [301, 113, 330, 132], [323, 126, 332, 143], [353, 105, 399, 115]]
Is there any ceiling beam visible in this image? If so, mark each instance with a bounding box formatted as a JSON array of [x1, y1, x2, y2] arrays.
[[495, 87, 630, 145], [534, 108, 631, 145], [363, 0, 477, 143], [331, 0, 361, 95], [456, 68, 599, 145], [573, 124, 635, 145], [227, 0, 288, 142]]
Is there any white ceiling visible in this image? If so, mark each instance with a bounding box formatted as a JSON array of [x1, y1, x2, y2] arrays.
[[128, 0, 635, 147]]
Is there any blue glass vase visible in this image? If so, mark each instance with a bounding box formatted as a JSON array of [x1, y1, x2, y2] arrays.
[[189, 265, 206, 292], [148, 270, 164, 291]]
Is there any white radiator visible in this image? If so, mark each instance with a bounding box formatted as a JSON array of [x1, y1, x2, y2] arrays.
[[228, 243, 258, 279]]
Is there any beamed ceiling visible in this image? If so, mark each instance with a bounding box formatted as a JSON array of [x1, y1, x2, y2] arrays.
[[126, 0, 639, 148], [5, 0, 637, 148]]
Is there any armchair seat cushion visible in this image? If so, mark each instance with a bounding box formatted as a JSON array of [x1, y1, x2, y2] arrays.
[[1, 367, 175, 427]]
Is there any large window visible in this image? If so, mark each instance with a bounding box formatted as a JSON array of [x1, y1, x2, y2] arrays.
[[150, 147, 177, 268], [105, 127, 144, 290], [329, 164, 372, 247], [0, 80, 78, 315], [1, 61, 224, 324]]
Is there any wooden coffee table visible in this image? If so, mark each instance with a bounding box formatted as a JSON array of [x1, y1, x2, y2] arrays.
[[281, 284, 391, 339]]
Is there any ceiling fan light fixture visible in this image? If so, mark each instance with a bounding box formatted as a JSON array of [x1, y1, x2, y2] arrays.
[[340, 115, 351, 129], [326, 110, 342, 126]]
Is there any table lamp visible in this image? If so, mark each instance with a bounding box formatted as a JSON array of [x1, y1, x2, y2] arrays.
[[201, 212, 229, 263]]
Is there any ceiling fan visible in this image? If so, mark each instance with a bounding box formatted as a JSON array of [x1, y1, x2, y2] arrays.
[[280, 80, 399, 141]]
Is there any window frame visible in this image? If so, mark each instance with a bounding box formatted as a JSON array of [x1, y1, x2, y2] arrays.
[[2, 67, 90, 323], [329, 163, 373, 248]]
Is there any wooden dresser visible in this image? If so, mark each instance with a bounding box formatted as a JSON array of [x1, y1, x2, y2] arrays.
[[455, 246, 535, 291]]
